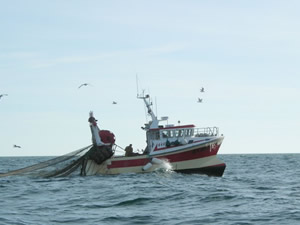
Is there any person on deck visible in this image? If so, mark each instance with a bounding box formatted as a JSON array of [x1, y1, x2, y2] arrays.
[[125, 144, 133, 156]]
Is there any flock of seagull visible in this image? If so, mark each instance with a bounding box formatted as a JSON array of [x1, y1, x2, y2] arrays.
[[78, 83, 117, 104], [2, 83, 205, 149], [198, 87, 205, 103], [0, 83, 117, 149], [77, 83, 205, 104]]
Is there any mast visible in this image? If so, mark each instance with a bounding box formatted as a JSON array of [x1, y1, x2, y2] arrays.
[[137, 93, 159, 129]]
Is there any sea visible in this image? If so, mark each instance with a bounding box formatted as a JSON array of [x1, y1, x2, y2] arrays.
[[0, 154, 300, 225]]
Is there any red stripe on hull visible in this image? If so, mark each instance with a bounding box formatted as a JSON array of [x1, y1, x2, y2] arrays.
[[161, 145, 220, 163], [108, 144, 221, 169], [107, 158, 149, 169]]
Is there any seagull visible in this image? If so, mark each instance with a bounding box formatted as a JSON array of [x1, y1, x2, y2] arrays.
[[200, 87, 205, 92], [13, 144, 21, 148], [78, 83, 92, 89], [112, 101, 117, 104], [0, 94, 8, 100], [197, 98, 203, 103]]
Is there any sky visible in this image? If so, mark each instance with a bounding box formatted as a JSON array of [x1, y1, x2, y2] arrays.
[[0, 0, 300, 156]]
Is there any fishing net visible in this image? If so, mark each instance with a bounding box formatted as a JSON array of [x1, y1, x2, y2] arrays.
[[0, 145, 93, 178]]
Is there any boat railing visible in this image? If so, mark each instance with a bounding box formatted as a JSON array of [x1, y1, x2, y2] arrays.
[[194, 127, 219, 137]]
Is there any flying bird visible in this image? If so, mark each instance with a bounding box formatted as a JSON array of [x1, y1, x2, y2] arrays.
[[78, 83, 92, 89], [13, 144, 21, 148], [112, 101, 117, 104], [200, 87, 205, 92], [197, 98, 203, 103], [0, 94, 8, 100]]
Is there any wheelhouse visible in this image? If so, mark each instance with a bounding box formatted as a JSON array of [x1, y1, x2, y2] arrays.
[[146, 124, 219, 152], [148, 125, 195, 140]]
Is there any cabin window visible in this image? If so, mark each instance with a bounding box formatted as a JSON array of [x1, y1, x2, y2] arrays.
[[175, 130, 179, 137], [162, 130, 168, 138], [174, 130, 183, 137], [168, 130, 174, 138], [190, 129, 194, 136], [184, 129, 190, 137], [178, 129, 183, 137], [150, 131, 160, 140], [184, 129, 194, 137], [155, 131, 160, 140]]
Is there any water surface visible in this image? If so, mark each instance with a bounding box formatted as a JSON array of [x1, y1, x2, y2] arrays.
[[1, 154, 300, 225]]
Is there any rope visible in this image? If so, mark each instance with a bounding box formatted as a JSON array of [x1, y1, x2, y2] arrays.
[[114, 143, 125, 151]]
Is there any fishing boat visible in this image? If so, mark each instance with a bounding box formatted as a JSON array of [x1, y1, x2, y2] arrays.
[[0, 93, 226, 178], [82, 93, 226, 176]]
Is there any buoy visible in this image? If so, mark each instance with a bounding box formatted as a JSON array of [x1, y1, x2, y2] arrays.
[[142, 158, 164, 171], [151, 158, 163, 165], [142, 162, 153, 171]]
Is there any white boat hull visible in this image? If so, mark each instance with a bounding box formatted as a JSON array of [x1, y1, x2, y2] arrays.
[[84, 138, 226, 176]]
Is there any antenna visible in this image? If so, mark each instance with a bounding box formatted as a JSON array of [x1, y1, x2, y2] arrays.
[[136, 74, 139, 98], [155, 96, 158, 118], [136, 84, 159, 129]]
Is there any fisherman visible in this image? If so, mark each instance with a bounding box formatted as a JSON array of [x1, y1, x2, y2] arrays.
[[125, 144, 133, 156]]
